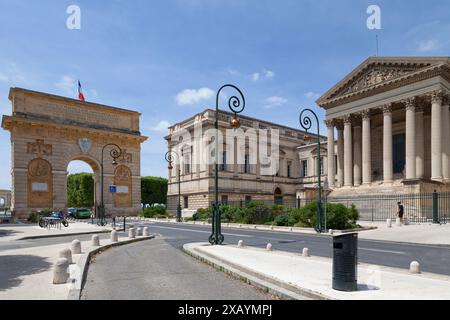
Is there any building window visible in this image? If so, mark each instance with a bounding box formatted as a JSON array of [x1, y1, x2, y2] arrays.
[[184, 154, 191, 175], [220, 151, 227, 171], [183, 196, 189, 209], [320, 157, 325, 175], [301, 160, 308, 177], [287, 161, 292, 178], [244, 154, 250, 174], [221, 195, 228, 205]]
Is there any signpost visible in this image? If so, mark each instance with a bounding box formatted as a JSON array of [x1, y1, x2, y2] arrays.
[[109, 185, 117, 193]]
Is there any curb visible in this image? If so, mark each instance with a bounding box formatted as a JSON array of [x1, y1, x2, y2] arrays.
[[67, 235, 155, 300], [183, 243, 331, 301], [19, 229, 113, 240]]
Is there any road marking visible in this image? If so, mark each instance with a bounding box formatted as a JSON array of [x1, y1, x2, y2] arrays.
[[147, 225, 253, 238], [360, 247, 406, 255]]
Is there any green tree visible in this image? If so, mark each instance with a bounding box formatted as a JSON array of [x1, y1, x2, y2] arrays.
[[141, 176, 168, 207], [67, 173, 94, 208]]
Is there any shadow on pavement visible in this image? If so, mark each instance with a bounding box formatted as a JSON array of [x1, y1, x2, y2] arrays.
[[0, 229, 23, 238], [0, 255, 52, 291]]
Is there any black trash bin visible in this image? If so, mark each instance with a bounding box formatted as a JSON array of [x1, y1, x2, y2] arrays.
[[332, 232, 358, 292]]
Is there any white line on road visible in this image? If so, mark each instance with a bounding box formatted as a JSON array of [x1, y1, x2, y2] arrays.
[[147, 225, 253, 238], [360, 247, 406, 255]]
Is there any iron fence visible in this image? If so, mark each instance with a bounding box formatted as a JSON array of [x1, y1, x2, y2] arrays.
[[213, 192, 450, 224]]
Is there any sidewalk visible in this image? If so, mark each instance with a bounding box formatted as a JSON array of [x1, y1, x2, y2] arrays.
[[184, 242, 450, 300], [0, 221, 112, 242], [0, 231, 154, 300]]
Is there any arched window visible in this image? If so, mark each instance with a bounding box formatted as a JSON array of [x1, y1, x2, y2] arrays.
[[274, 187, 283, 205]]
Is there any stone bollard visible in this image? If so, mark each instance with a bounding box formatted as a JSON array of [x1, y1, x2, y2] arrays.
[[111, 230, 118, 243], [302, 248, 310, 257], [329, 229, 334, 235], [143, 227, 150, 237], [91, 235, 100, 247], [410, 261, 421, 274], [238, 240, 244, 248], [71, 240, 81, 254], [396, 218, 402, 227], [266, 243, 273, 251], [136, 227, 142, 236], [53, 258, 70, 284], [128, 228, 136, 239], [387, 219, 392, 228], [58, 248, 73, 264], [270, 226, 274, 230], [289, 227, 293, 232]]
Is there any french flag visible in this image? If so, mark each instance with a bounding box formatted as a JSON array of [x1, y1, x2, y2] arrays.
[[78, 80, 85, 101]]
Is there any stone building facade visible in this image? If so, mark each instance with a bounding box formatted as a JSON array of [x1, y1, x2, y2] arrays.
[[166, 56, 450, 216], [2, 88, 147, 219]]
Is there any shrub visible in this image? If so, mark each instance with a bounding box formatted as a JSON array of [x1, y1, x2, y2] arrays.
[[274, 214, 289, 226], [325, 203, 359, 230], [271, 205, 285, 219], [142, 205, 166, 218], [244, 202, 272, 224], [193, 208, 212, 221]]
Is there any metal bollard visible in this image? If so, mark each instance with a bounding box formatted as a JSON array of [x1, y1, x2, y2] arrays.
[[91, 235, 100, 246], [53, 258, 70, 284], [58, 248, 73, 264], [71, 240, 81, 254], [123, 216, 126, 231], [143, 227, 150, 237], [111, 230, 118, 243], [128, 228, 136, 239]]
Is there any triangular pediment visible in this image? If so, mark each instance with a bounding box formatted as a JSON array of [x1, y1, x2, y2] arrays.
[[317, 57, 450, 108]]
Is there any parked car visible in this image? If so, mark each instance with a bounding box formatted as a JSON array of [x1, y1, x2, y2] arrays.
[[74, 208, 93, 219], [68, 208, 77, 218]]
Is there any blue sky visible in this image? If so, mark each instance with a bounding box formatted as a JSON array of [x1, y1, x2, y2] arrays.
[[1, 0, 449, 189]]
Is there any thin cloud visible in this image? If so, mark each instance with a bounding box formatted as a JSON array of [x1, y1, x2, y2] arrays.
[[416, 39, 441, 52], [152, 120, 171, 132], [264, 96, 288, 109], [175, 87, 214, 106], [251, 69, 275, 82], [304, 91, 321, 100], [55, 75, 77, 97]]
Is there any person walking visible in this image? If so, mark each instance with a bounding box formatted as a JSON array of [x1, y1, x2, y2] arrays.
[[397, 201, 405, 225]]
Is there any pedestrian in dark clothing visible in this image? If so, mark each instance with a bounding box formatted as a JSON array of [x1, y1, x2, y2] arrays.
[[397, 201, 404, 224]]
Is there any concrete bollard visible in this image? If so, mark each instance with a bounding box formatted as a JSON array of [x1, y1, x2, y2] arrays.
[[111, 230, 118, 243], [128, 228, 136, 239], [143, 227, 150, 237], [329, 229, 334, 235], [91, 235, 100, 247], [387, 219, 392, 228], [58, 248, 73, 264], [71, 240, 81, 254], [53, 258, 70, 284], [270, 226, 274, 230], [302, 248, 310, 257], [136, 227, 142, 236], [238, 240, 244, 248], [396, 218, 402, 227], [266, 243, 273, 251], [410, 261, 421, 274]]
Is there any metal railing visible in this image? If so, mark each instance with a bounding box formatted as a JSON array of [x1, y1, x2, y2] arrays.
[[212, 192, 450, 224]]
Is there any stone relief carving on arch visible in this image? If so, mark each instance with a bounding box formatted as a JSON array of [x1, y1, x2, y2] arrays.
[[27, 158, 53, 208], [114, 164, 132, 208]]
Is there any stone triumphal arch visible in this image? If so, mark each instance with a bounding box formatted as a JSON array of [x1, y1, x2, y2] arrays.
[[2, 88, 148, 220]]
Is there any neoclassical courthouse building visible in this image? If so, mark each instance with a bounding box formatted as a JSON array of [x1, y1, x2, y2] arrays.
[[166, 57, 450, 214]]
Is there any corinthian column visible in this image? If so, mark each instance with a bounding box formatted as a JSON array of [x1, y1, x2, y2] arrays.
[[325, 120, 335, 187], [344, 115, 353, 187], [431, 90, 443, 181], [361, 110, 372, 185], [383, 104, 393, 184], [443, 95, 450, 181], [416, 105, 425, 179], [336, 121, 344, 188], [353, 122, 362, 187], [404, 98, 417, 180]]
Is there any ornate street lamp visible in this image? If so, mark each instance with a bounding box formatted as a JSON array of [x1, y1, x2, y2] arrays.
[[299, 109, 324, 233], [209, 84, 246, 245], [165, 150, 182, 222], [99, 144, 122, 226]]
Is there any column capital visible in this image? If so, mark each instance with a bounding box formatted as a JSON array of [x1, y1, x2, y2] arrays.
[[324, 119, 335, 128], [402, 97, 416, 111], [443, 93, 450, 106], [359, 109, 371, 120], [430, 90, 444, 105], [343, 114, 352, 125], [335, 119, 344, 131], [382, 103, 393, 115]]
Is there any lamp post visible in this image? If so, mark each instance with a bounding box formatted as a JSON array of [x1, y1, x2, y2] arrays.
[[299, 109, 324, 233], [165, 151, 182, 222], [99, 144, 122, 226], [209, 84, 246, 245]]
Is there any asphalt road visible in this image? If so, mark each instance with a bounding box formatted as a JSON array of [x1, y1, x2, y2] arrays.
[[140, 221, 450, 276], [81, 237, 276, 300]]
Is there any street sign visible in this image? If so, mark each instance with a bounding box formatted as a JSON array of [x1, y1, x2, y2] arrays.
[[109, 185, 117, 193]]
